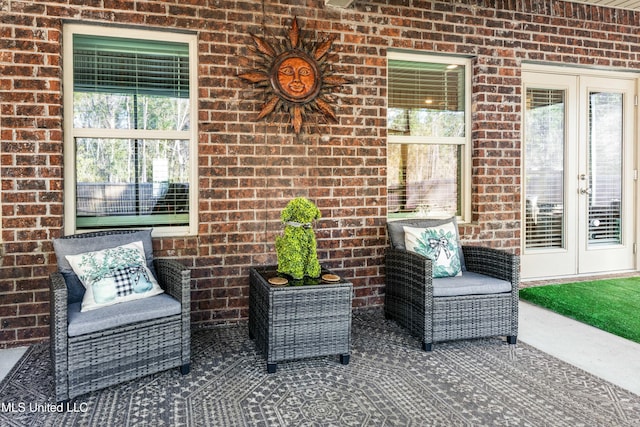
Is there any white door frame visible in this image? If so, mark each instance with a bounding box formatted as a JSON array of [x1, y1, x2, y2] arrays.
[[521, 64, 638, 280]]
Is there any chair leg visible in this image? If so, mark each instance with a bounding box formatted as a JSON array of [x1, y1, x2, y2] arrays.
[[507, 335, 517, 345], [422, 341, 433, 352], [180, 363, 190, 375]]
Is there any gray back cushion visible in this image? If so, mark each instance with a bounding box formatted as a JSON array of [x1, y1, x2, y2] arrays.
[[387, 217, 459, 250], [53, 230, 155, 304], [387, 217, 466, 270]]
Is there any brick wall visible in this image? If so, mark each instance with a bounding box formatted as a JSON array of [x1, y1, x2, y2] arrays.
[[1, 0, 639, 347]]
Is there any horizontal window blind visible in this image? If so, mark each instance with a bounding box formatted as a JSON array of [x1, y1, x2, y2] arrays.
[[388, 60, 465, 138], [388, 60, 464, 111], [73, 34, 189, 98]]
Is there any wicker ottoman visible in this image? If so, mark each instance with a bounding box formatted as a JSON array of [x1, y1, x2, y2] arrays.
[[249, 266, 353, 373]]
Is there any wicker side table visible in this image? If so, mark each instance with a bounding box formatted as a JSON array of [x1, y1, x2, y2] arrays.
[[249, 266, 353, 373]]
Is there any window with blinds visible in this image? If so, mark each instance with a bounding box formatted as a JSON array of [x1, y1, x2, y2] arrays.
[[387, 54, 469, 219], [524, 88, 566, 249], [65, 26, 195, 233]]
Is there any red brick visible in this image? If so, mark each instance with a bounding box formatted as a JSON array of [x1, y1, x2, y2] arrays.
[[1, 0, 638, 346]]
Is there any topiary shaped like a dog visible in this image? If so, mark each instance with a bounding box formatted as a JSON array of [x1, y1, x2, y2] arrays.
[[275, 197, 321, 280]]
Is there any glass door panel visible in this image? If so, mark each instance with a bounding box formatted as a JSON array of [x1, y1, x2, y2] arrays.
[[524, 88, 566, 250], [522, 72, 578, 279], [587, 91, 623, 246]]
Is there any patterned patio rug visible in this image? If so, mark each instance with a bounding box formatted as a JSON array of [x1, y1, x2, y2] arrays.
[[1, 309, 639, 426]]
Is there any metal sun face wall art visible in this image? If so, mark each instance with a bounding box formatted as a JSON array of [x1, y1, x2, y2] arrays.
[[239, 17, 350, 134]]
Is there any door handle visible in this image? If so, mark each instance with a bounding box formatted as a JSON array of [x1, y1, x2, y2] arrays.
[[579, 188, 592, 195]]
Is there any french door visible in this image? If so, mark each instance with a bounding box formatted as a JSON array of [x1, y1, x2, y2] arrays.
[[522, 69, 636, 279]]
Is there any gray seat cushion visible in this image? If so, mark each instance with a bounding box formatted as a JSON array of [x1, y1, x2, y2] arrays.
[[433, 271, 511, 297], [67, 293, 180, 337]]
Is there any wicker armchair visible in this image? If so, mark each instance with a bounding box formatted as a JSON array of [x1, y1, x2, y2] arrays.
[[384, 219, 519, 351], [50, 230, 191, 402]]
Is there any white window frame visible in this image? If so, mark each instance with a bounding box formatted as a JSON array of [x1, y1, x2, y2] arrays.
[[387, 51, 472, 223], [62, 24, 198, 237]]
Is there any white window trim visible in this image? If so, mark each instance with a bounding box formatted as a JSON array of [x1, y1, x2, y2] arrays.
[[62, 24, 199, 237], [387, 51, 472, 223]]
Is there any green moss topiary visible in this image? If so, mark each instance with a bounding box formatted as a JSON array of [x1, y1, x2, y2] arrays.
[[275, 197, 321, 280]]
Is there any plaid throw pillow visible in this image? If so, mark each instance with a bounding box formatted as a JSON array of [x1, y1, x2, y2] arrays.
[[112, 267, 136, 297], [66, 241, 163, 312]]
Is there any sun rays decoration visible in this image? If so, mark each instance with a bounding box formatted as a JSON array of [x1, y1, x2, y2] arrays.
[[239, 17, 351, 134]]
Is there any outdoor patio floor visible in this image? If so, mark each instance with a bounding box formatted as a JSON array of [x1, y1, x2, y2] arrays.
[[2, 301, 639, 396]]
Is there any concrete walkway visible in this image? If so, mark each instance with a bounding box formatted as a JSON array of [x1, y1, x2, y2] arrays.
[[0, 346, 27, 382], [518, 300, 640, 396], [2, 302, 639, 396]]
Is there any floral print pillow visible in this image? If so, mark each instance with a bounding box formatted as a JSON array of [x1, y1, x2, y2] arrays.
[[66, 241, 163, 312], [403, 223, 462, 278]]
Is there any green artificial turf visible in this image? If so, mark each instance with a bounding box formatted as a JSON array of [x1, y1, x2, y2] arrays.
[[519, 277, 640, 344]]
